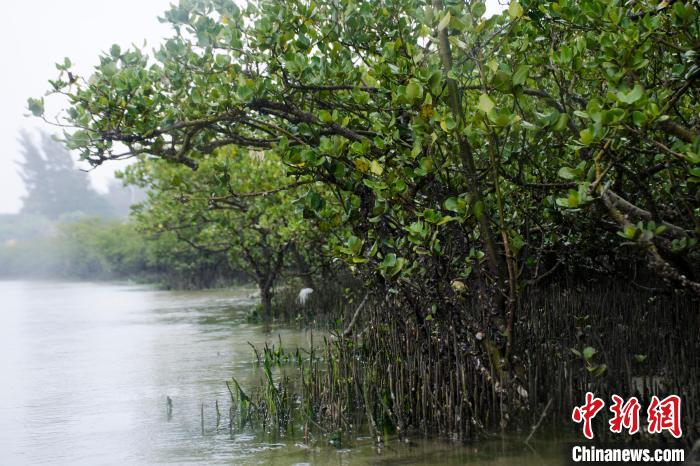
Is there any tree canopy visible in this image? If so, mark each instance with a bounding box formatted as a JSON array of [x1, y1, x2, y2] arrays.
[[33, 0, 700, 403], [122, 147, 330, 314]]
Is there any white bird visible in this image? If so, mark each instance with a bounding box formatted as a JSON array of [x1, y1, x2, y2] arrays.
[[298, 287, 314, 305]]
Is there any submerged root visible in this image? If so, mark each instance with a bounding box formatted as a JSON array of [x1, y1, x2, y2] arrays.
[[228, 282, 699, 445]]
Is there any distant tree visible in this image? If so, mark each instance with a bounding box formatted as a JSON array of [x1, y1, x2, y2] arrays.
[[17, 130, 113, 219], [123, 147, 327, 317], [104, 179, 146, 218]]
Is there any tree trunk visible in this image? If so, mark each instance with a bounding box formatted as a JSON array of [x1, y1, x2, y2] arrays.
[[432, 0, 505, 287], [291, 244, 315, 289], [259, 282, 273, 320]]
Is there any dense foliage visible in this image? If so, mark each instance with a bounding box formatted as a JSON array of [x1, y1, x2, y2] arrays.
[[34, 0, 700, 436], [122, 148, 331, 313]]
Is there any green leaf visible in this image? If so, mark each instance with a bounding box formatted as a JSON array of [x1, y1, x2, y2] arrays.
[[557, 189, 581, 209], [346, 235, 363, 255], [440, 115, 458, 132], [305, 190, 324, 210], [478, 93, 495, 113], [487, 108, 511, 126], [510, 233, 525, 252], [389, 257, 406, 277], [509, 1, 524, 19], [579, 128, 594, 146], [319, 110, 333, 123], [512, 64, 530, 86], [592, 364, 607, 377], [568, 190, 580, 207], [191, 89, 203, 105], [237, 81, 254, 100], [616, 84, 644, 104], [471, 1, 486, 18], [101, 62, 118, 77], [438, 11, 451, 31], [27, 97, 45, 117], [382, 253, 397, 268], [557, 166, 578, 180], [443, 197, 459, 212], [622, 224, 637, 239], [405, 81, 423, 103], [582, 346, 596, 360], [369, 159, 383, 176], [554, 113, 569, 131], [491, 71, 512, 92], [632, 111, 646, 126], [354, 157, 370, 172], [437, 215, 456, 226], [350, 141, 367, 155]]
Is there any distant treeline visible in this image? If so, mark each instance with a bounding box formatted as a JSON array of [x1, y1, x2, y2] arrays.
[[0, 214, 245, 289], [16, 130, 142, 220], [0, 130, 245, 288]]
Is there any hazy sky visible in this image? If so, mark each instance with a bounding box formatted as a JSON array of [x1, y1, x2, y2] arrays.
[[0, 0, 506, 215]]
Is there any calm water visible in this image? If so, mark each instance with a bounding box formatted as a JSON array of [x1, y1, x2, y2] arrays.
[[0, 281, 563, 465]]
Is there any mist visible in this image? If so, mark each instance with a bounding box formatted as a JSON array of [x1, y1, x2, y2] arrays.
[[0, 130, 146, 280], [0, 0, 173, 214]]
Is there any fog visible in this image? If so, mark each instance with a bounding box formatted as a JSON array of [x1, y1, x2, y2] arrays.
[[0, 0, 173, 214]]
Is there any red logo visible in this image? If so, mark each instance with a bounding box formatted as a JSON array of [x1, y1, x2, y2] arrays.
[[609, 395, 641, 435], [572, 393, 682, 439], [647, 395, 682, 438], [572, 392, 606, 439]]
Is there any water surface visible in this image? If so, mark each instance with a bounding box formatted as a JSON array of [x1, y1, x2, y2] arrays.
[[0, 281, 562, 465]]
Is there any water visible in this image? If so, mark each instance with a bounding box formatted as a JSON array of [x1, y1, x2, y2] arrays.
[[0, 281, 563, 465]]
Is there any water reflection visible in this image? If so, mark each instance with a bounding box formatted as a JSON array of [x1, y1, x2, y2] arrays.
[[0, 281, 562, 465]]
